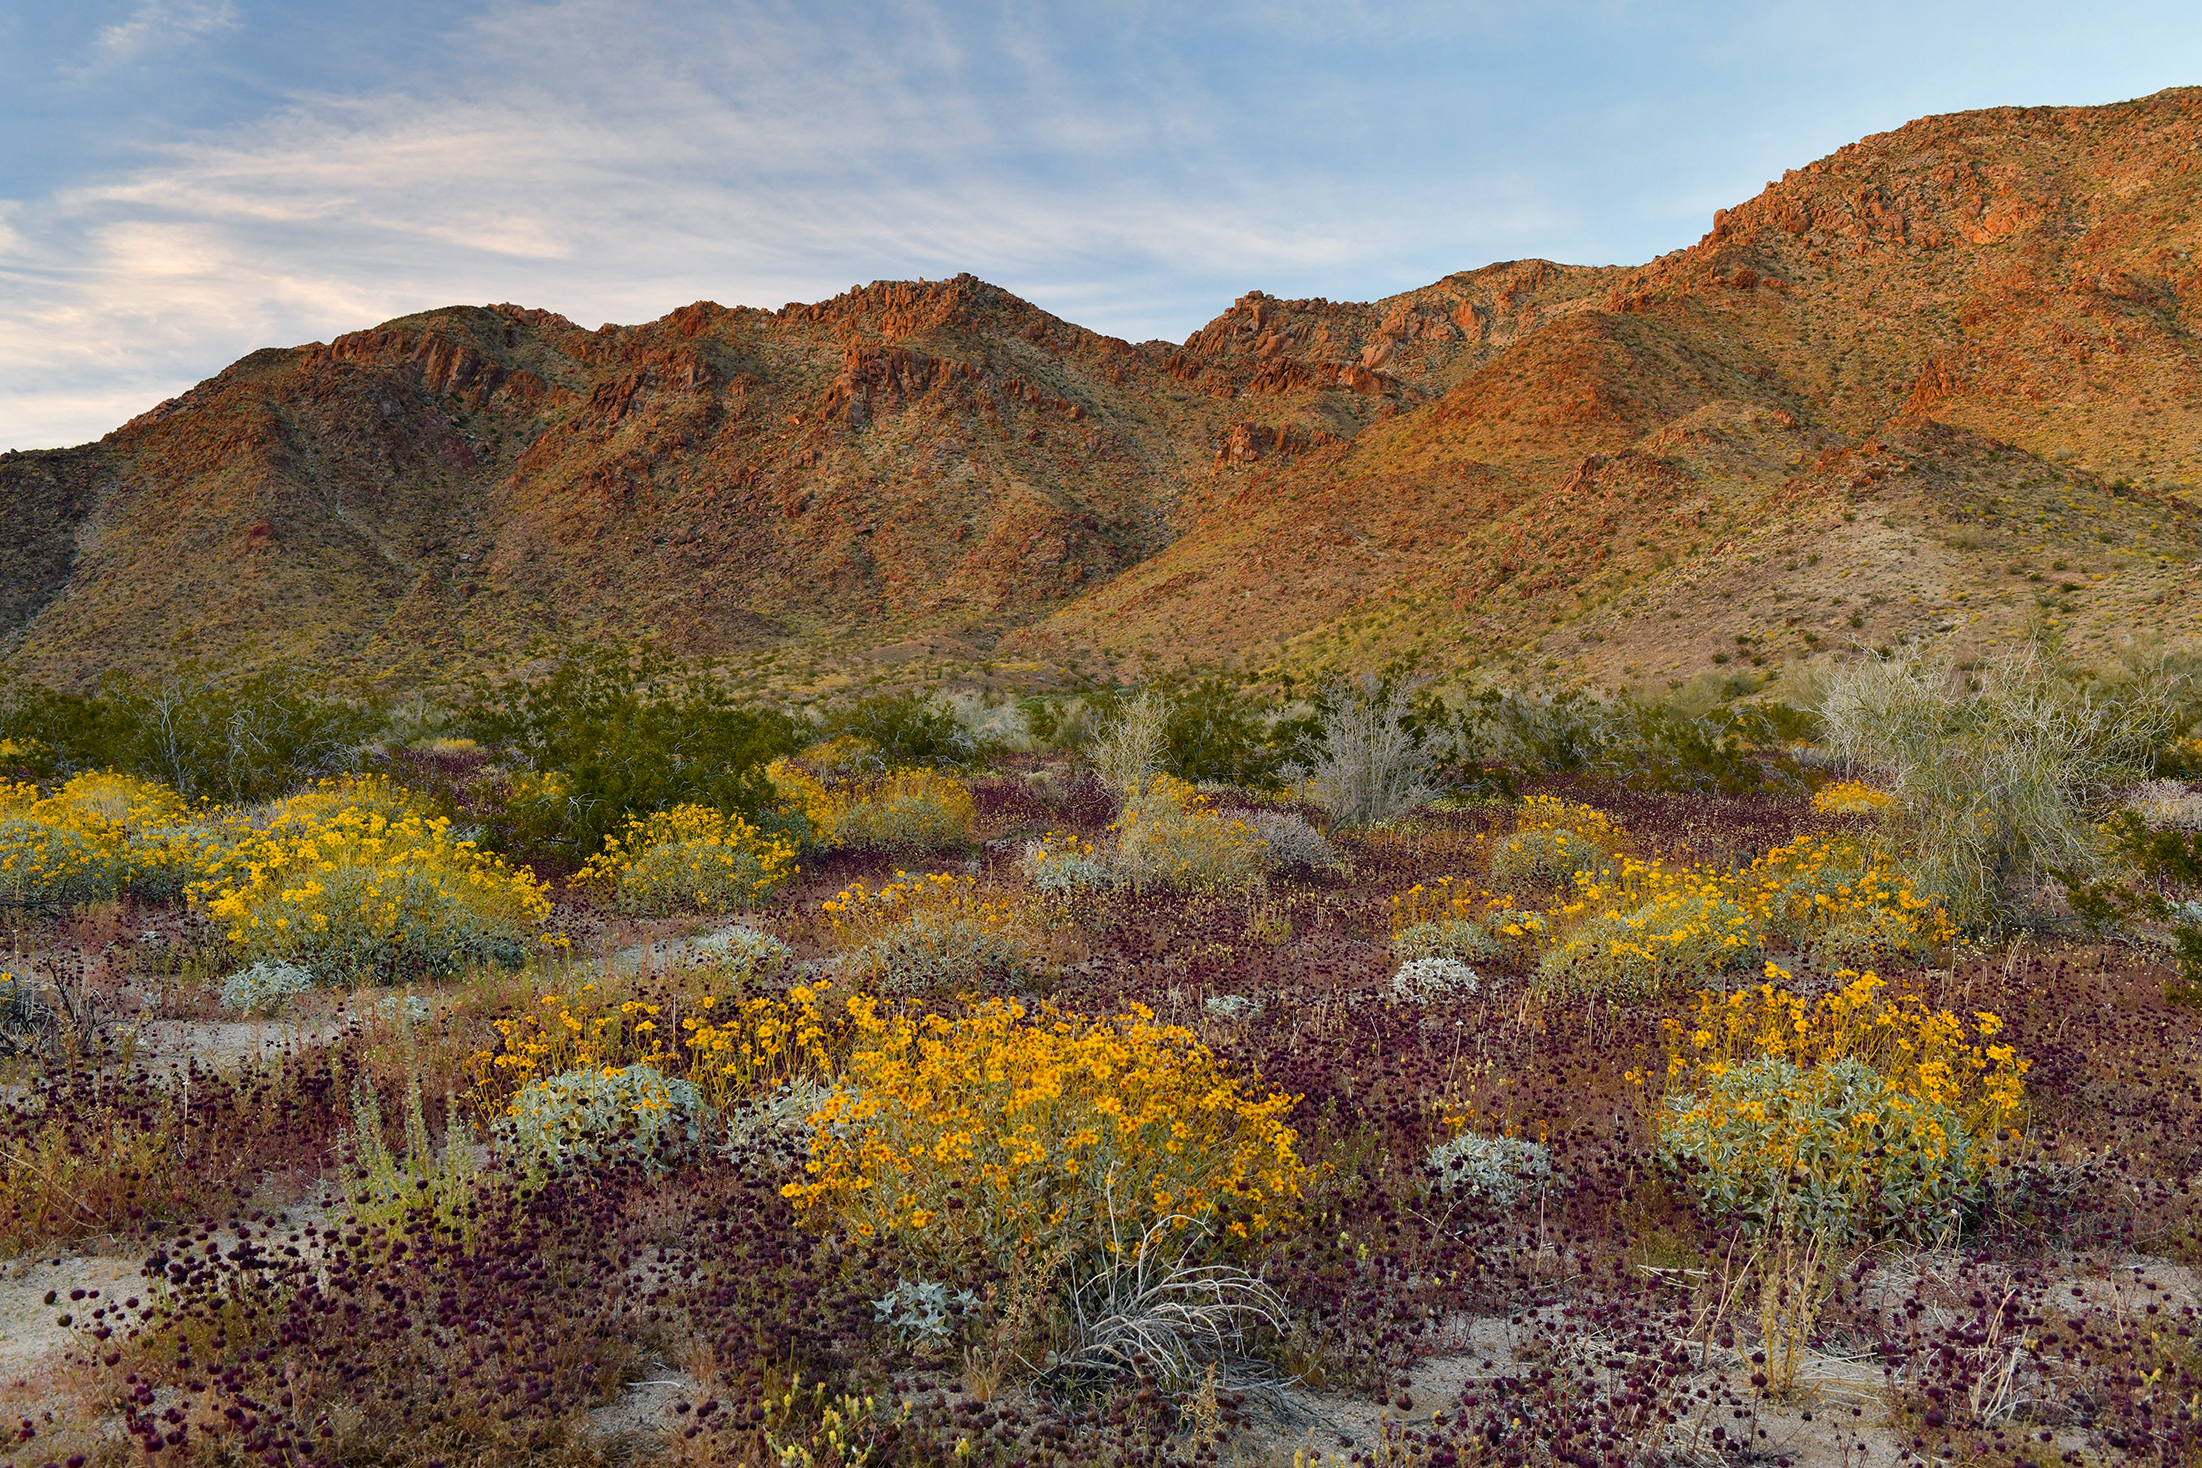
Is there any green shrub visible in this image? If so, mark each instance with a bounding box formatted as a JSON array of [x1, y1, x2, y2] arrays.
[[820, 691, 975, 767], [465, 649, 801, 862]]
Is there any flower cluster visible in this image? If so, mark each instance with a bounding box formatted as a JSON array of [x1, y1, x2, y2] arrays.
[[210, 803, 555, 981], [1538, 856, 1762, 999], [1106, 774, 1270, 893], [768, 757, 976, 853], [822, 870, 1041, 993], [574, 803, 798, 915], [679, 981, 847, 1111], [1812, 779, 1896, 815], [1741, 832, 1952, 968], [0, 771, 241, 905], [783, 996, 1303, 1274], [1487, 796, 1620, 890], [1653, 965, 2029, 1239]]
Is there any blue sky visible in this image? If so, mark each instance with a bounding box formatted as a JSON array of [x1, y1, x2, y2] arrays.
[[3, 1, 2198, 450]]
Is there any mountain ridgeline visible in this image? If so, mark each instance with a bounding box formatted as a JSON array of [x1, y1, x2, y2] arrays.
[[6, 88, 2202, 690]]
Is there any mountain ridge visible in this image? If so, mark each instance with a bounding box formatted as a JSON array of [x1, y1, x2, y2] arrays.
[[6, 88, 2202, 693]]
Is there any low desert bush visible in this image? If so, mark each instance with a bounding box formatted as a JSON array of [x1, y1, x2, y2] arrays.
[[676, 979, 846, 1110], [1021, 831, 1116, 894], [210, 804, 555, 982], [1390, 878, 1548, 967], [0, 770, 235, 905], [824, 767, 977, 852], [689, 924, 794, 977], [497, 1063, 703, 1171], [1742, 833, 1950, 970], [1298, 677, 1438, 827], [1653, 968, 2028, 1240], [1422, 1132, 1556, 1207], [823, 870, 1042, 992], [574, 802, 798, 914], [218, 958, 316, 1015], [1537, 860, 1761, 999], [821, 689, 980, 767], [1390, 956, 1481, 1004], [1108, 775, 1270, 893], [1487, 796, 1621, 890], [784, 997, 1302, 1275], [1225, 806, 1337, 870]]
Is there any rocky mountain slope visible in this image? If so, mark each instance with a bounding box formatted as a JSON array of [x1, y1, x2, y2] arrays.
[[5, 88, 2201, 693]]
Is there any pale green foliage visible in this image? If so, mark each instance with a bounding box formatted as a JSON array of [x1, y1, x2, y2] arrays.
[[1422, 1133, 1556, 1207], [1657, 1055, 1980, 1241], [1820, 643, 2183, 925], [1392, 917, 1501, 965], [1227, 807, 1337, 870], [219, 959, 316, 1015], [837, 913, 1039, 994], [691, 925, 793, 976], [1536, 884, 1760, 1000], [497, 1063, 702, 1171], [1488, 826, 1609, 890], [1390, 956, 1481, 1004]]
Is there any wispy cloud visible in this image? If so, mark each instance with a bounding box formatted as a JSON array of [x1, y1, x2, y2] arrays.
[[83, 0, 240, 70]]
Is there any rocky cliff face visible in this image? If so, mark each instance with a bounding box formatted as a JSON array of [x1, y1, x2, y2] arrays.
[[6, 90, 2200, 689]]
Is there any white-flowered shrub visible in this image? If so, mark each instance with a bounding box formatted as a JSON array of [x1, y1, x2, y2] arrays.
[[1423, 1133, 1556, 1207], [1390, 957, 1481, 1004], [218, 959, 316, 1016], [497, 1063, 702, 1171]]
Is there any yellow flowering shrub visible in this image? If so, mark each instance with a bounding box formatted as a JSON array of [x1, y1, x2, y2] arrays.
[[1537, 857, 1761, 999], [1488, 796, 1621, 890], [1652, 965, 2028, 1239], [1741, 833, 1950, 969], [1390, 877, 1546, 966], [0, 772, 239, 905], [261, 773, 428, 828], [210, 806, 554, 982], [1107, 774, 1269, 893], [1811, 779, 1895, 815], [574, 804, 798, 915], [826, 768, 977, 853], [767, 758, 975, 853], [678, 981, 846, 1111], [784, 997, 1303, 1272], [822, 871, 1040, 993]]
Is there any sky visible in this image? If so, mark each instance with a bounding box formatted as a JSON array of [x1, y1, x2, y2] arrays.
[[2, 2, 2198, 451]]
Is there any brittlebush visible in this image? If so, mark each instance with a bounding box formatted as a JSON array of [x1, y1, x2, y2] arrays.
[[1107, 774, 1269, 893], [210, 806, 554, 982], [784, 998, 1302, 1272], [767, 757, 975, 853], [0, 771, 243, 905], [574, 803, 797, 915], [1649, 965, 2028, 1240], [822, 870, 1040, 993]]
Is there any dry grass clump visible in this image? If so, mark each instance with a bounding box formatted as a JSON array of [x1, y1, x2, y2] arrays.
[[1821, 643, 2182, 924]]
